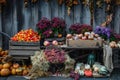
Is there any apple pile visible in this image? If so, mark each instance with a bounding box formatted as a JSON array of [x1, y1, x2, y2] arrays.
[[11, 29, 40, 42], [66, 32, 102, 40]]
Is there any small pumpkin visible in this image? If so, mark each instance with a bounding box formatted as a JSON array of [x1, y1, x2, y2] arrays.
[[85, 64, 90, 70], [13, 63, 20, 69], [22, 65, 27, 69], [4, 50, 8, 55], [84, 69, 92, 77], [0, 51, 5, 56], [11, 68, 16, 75], [79, 70, 84, 76], [1, 68, 10, 76], [22, 69, 28, 76], [3, 63, 11, 69], [16, 68, 23, 76], [94, 67, 99, 72]]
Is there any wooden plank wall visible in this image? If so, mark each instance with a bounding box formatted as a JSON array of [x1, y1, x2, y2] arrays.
[[0, 0, 120, 49]]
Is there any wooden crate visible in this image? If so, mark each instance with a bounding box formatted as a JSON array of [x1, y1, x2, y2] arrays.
[[9, 40, 40, 57], [66, 39, 103, 48]]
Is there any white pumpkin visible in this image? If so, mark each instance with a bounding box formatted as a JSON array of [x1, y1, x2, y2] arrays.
[[79, 70, 84, 76], [85, 64, 90, 69]]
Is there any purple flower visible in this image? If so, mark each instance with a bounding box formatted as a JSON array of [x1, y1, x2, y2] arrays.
[[94, 26, 114, 40], [36, 17, 51, 38], [43, 29, 53, 38]]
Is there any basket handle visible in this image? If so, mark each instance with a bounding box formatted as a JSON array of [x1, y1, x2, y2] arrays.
[[0, 31, 10, 39]]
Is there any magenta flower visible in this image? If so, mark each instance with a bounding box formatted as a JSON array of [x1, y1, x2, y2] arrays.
[[51, 17, 66, 34], [36, 17, 51, 38], [69, 23, 92, 34]]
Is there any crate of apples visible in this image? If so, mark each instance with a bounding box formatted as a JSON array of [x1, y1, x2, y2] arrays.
[[66, 32, 103, 48], [11, 29, 40, 42]]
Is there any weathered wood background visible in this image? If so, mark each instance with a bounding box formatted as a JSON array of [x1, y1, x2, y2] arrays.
[[0, 0, 120, 49]]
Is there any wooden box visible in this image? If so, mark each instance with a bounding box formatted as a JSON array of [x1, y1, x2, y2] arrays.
[[66, 39, 103, 48], [9, 40, 40, 57]]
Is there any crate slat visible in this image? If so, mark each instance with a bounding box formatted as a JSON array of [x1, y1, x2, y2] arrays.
[[9, 50, 39, 56], [9, 46, 40, 50], [67, 40, 103, 48], [9, 40, 40, 46]]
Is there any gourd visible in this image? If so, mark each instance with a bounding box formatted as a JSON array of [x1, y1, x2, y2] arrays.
[[98, 66, 108, 75], [79, 70, 84, 76], [3, 63, 10, 69], [1, 68, 10, 76], [84, 69, 92, 77], [87, 53, 95, 66]]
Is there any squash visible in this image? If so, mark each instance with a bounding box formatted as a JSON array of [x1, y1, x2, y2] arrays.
[[84, 69, 92, 77], [22, 69, 28, 76], [3, 63, 10, 69], [98, 66, 108, 75], [16, 68, 23, 76], [1, 68, 10, 76], [13, 63, 20, 69], [85, 64, 90, 70], [79, 70, 84, 76], [11, 68, 16, 75]]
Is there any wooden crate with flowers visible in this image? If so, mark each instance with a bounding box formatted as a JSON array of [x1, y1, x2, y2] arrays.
[[9, 29, 40, 59], [36, 17, 66, 47]]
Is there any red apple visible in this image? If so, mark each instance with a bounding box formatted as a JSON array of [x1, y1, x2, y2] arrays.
[[82, 36, 87, 40], [66, 34, 72, 39], [52, 40, 58, 46], [78, 34, 83, 39], [95, 34, 99, 38], [44, 41, 50, 46], [84, 32, 90, 37]]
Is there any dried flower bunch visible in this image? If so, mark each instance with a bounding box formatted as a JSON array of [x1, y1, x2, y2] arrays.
[[44, 46, 66, 63], [28, 46, 75, 79]]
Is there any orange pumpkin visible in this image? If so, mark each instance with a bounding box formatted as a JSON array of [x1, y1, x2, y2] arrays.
[[4, 50, 8, 55], [1, 69, 10, 76], [0, 64, 3, 70], [13, 63, 20, 69], [0, 51, 5, 56], [3, 63, 10, 69], [22, 69, 28, 76], [22, 65, 27, 69], [11, 68, 16, 75], [16, 68, 23, 76]]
